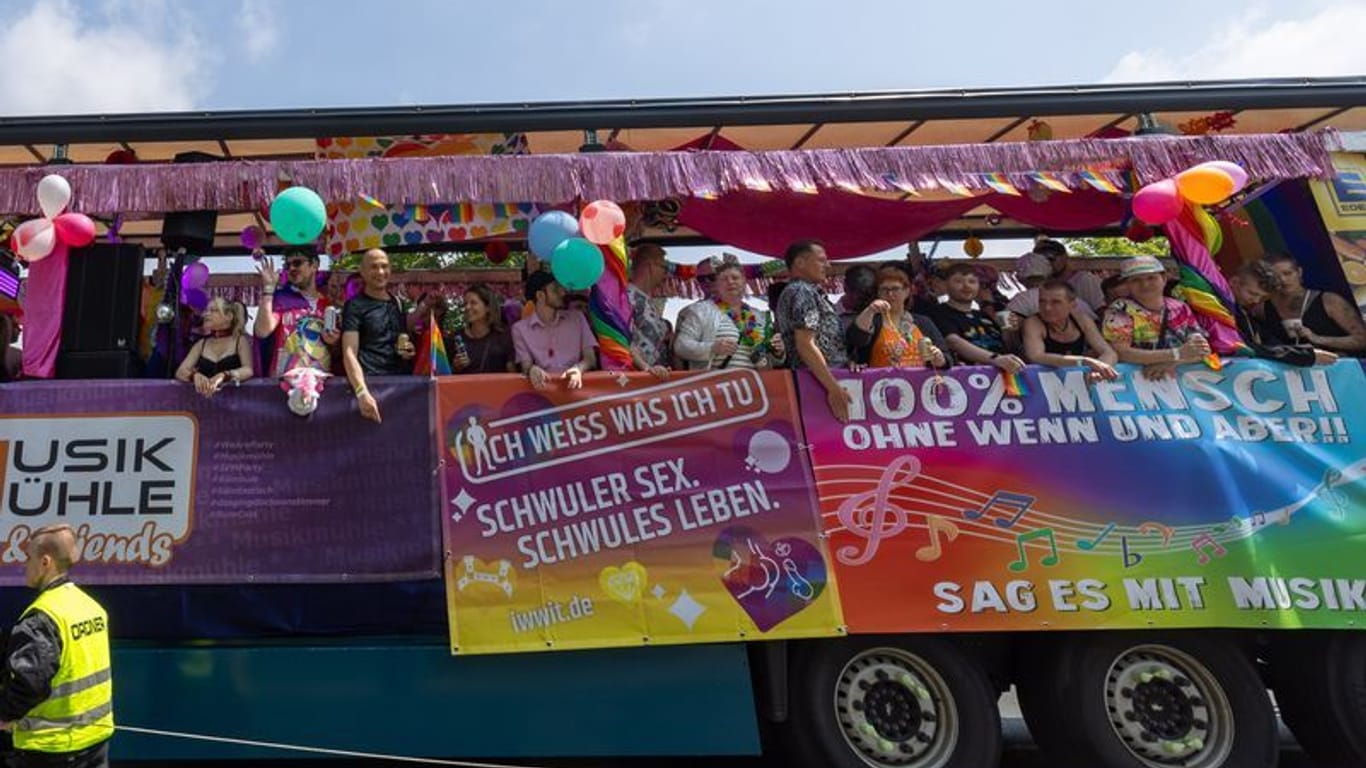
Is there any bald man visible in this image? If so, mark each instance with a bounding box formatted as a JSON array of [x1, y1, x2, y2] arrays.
[[1, 525, 113, 767], [342, 249, 416, 423]]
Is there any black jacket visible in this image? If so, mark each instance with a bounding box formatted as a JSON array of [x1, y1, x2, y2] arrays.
[[0, 578, 67, 722], [1235, 306, 1317, 367]]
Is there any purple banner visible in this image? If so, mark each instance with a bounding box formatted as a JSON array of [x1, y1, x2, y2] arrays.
[[0, 378, 440, 585]]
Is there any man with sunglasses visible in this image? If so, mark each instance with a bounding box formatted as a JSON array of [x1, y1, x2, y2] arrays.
[[253, 246, 340, 377]]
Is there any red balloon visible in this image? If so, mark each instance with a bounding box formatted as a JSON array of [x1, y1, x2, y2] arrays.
[[53, 213, 96, 247], [485, 241, 511, 264]]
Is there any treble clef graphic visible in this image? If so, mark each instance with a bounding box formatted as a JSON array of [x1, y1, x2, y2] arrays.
[[834, 455, 923, 565]]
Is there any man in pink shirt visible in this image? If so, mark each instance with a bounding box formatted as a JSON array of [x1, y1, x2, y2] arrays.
[[512, 271, 598, 390]]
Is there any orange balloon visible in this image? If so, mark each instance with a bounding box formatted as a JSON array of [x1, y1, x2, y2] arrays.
[[1175, 166, 1235, 205]]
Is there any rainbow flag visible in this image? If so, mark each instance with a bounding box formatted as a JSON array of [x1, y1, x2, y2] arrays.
[[359, 193, 385, 209], [1002, 370, 1030, 397], [983, 173, 1021, 196], [1078, 168, 1121, 194], [414, 311, 452, 377], [1030, 172, 1072, 193]]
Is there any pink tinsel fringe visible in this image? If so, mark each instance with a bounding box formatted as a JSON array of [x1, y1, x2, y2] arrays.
[[0, 133, 1336, 215]]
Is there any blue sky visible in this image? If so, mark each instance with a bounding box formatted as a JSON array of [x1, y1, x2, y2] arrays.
[[0, 0, 1362, 115]]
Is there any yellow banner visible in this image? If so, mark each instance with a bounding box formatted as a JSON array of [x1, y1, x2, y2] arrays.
[[1309, 152, 1366, 312]]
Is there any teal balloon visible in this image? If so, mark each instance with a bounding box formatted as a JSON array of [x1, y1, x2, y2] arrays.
[[551, 238, 605, 290], [269, 187, 327, 245]]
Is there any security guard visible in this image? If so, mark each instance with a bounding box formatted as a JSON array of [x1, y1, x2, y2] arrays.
[[0, 525, 113, 768]]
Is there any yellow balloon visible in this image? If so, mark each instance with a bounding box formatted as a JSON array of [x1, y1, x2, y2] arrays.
[[1175, 166, 1235, 205]]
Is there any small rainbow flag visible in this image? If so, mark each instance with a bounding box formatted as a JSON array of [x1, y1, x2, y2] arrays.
[[359, 194, 385, 209], [938, 178, 974, 197], [1002, 370, 1030, 397], [1077, 168, 1121, 194], [414, 311, 452, 377], [1030, 172, 1072, 193], [412, 204, 429, 223], [983, 173, 1021, 196]]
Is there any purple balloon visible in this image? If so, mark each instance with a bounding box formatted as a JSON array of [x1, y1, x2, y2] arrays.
[[182, 288, 209, 313], [181, 261, 210, 293], [240, 225, 265, 251]]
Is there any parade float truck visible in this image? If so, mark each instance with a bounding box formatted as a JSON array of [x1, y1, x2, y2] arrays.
[[1, 78, 1365, 768]]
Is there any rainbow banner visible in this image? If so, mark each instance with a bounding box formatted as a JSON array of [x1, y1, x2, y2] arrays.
[[799, 362, 1366, 633], [437, 371, 843, 655]]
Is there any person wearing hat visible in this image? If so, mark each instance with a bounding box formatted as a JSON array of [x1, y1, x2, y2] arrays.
[[511, 271, 598, 391], [1006, 252, 1096, 320], [1036, 238, 1106, 310], [1102, 255, 1210, 379]]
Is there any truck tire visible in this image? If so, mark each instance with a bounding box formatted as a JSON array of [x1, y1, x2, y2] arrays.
[[1015, 632, 1276, 768], [783, 636, 1000, 768], [1269, 631, 1366, 768]]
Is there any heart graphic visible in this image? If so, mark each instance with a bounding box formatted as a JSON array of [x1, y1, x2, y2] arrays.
[[403, 231, 423, 245], [369, 215, 390, 231], [337, 219, 350, 236], [595, 560, 647, 601], [425, 229, 444, 243], [337, 201, 356, 215], [447, 227, 467, 240], [598, 561, 648, 604], [382, 233, 401, 247], [391, 210, 412, 229], [714, 527, 826, 632]]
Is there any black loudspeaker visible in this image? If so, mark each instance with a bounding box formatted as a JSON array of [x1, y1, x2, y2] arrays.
[[56, 243, 145, 379], [160, 151, 220, 252], [161, 210, 218, 252]]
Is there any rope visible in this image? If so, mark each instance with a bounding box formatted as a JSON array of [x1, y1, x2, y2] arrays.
[[115, 725, 554, 768]]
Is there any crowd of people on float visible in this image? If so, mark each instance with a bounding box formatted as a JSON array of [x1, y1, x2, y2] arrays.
[[3, 236, 1363, 423]]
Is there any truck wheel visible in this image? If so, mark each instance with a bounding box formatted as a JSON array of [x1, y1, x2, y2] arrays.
[[784, 636, 1000, 768], [1018, 633, 1276, 768], [1269, 632, 1366, 767]]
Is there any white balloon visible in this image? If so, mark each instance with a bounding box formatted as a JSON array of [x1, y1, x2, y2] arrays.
[[13, 219, 56, 261], [36, 174, 72, 219]]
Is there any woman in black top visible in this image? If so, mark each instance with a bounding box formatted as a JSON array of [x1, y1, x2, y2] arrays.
[[1021, 280, 1118, 381], [1263, 252, 1366, 357], [175, 297, 254, 397], [451, 284, 517, 374]]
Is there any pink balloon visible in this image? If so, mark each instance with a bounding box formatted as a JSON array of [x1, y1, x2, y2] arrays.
[[53, 212, 96, 247], [1198, 161, 1249, 194], [1131, 179, 1185, 225], [579, 200, 626, 245], [11, 218, 56, 261]]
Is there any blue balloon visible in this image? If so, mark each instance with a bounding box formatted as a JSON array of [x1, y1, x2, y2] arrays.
[[528, 211, 580, 259], [551, 238, 605, 290]]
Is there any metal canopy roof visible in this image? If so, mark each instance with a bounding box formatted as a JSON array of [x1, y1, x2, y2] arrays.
[[4, 76, 1364, 249]]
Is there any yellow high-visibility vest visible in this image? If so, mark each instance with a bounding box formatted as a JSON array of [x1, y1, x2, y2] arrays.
[[12, 581, 113, 753]]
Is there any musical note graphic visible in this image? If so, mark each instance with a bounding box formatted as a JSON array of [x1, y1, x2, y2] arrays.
[[1007, 528, 1060, 572], [1191, 533, 1227, 565], [1138, 521, 1175, 548], [1320, 468, 1349, 520], [834, 455, 923, 565], [1077, 522, 1116, 551], [915, 516, 960, 562], [963, 490, 1036, 529], [1251, 511, 1267, 527], [1121, 536, 1143, 568]]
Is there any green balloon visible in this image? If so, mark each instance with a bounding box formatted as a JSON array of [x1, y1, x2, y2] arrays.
[[270, 186, 327, 245], [551, 238, 605, 290]]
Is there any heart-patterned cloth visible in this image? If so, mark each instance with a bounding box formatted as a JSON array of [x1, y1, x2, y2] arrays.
[[714, 526, 826, 632]]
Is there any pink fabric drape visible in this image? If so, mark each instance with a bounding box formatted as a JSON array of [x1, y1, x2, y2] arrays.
[[21, 244, 68, 379], [677, 188, 1127, 259]]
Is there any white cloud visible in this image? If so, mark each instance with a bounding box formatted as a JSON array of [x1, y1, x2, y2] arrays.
[[1105, 4, 1366, 82], [0, 0, 207, 115], [237, 0, 278, 63]]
